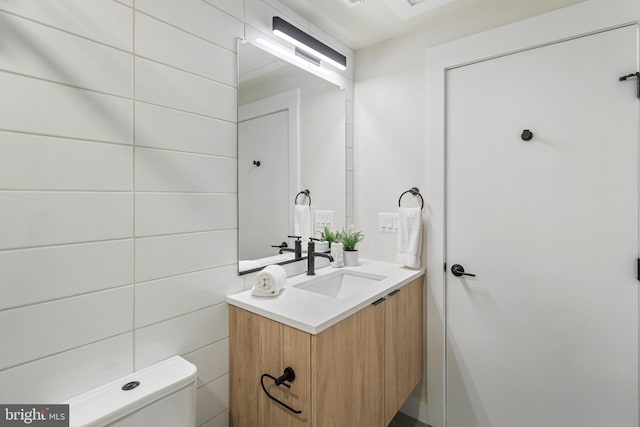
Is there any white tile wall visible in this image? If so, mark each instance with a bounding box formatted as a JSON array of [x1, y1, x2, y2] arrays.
[[135, 230, 237, 282], [0, 132, 132, 191], [0, 0, 133, 50], [135, 103, 237, 157], [134, 304, 229, 369], [135, 265, 242, 327], [0, 286, 133, 370], [0, 240, 133, 310], [135, 0, 243, 51], [183, 339, 230, 387], [0, 73, 133, 143], [135, 12, 236, 86], [135, 148, 236, 193], [0, 12, 132, 96], [135, 58, 236, 120], [196, 374, 229, 426], [0, 1, 352, 425], [0, 192, 132, 249], [0, 333, 133, 403], [201, 410, 230, 427]]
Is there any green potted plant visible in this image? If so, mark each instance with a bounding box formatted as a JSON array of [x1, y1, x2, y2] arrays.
[[322, 226, 337, 247], [337, 229, 364, 266]]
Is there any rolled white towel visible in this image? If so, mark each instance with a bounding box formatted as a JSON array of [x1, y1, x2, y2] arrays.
[[252, 264, 287, 297]]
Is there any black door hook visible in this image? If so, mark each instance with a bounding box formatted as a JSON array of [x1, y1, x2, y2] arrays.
[[521, 129, 533, 141], [253, 160, 261, 167]]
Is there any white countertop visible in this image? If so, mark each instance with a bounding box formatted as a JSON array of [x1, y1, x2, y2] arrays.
[[226, 259, 425, 334]]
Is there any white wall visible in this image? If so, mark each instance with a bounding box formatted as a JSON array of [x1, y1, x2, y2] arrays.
[[0, 1, 352, 426], [355, 0, 640, 425]]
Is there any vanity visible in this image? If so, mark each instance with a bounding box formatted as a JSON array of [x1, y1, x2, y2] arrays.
[[227, 261, 424, 427]]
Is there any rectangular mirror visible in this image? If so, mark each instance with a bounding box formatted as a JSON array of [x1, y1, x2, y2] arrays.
[[238, 40, 346, 274]]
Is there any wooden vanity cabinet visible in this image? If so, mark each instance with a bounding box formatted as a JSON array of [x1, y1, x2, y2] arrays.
[[229, 276, 423, 427]]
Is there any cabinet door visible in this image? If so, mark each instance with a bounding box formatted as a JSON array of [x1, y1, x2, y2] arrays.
[[230, 306, 311, 427], [357, 300, 386, 427], [311, 313, 358, 427], [384, 278, 423, 425]]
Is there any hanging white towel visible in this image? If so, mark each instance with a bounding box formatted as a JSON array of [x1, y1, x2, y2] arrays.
[[294, 205, 312, 246], [252, 264, 287, 297], [396, 207, 423, 269]]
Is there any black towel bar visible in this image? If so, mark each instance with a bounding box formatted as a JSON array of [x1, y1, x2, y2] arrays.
[[398, 187, 424, 210], [295, 189, 311, 206]]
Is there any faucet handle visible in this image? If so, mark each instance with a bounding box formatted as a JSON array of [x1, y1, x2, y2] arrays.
[[271, 242, 288, 249], [308, 237, 320, 242], [287, 235, 302, 241]]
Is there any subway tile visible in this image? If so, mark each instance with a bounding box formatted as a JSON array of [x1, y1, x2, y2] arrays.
[[201, 410, 229, 427], [183, 339, 229, 388], [134, 304, 228, 369], [135, 230, 236, 282], [135, 103, 237, 157], [203, 0, 244, 21], [346, 170, 354, 194], [135, 12, 235, 86], [0, 240, 133, 311], [135, 0, 242, 51], [0, 333, 133, 403], [135, 193, 236, 237], [135, 148, 236, 193], [0, 286, 133, 370], [0, 192, 132, 250], [346, 100, 354, 125], [346, 147, 354, 172], [135, 265, 242, 327], [0, 132, 132, 191], [346, 123, 354, 148], [0, 0, 132, 51], [0, 12, 132, 97], [196, 375, 229, 426], [346, 195, 354, 218], [0, 72, 133, 144], [135, 58, 236, 121]]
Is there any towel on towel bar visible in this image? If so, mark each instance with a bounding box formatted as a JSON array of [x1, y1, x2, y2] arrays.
[[294, 205, 312, 246], [396, 207, 423, 269], [252, 264, 287, 297]]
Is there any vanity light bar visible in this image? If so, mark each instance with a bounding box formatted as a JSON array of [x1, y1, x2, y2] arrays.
[[272, 16, 347, 71]]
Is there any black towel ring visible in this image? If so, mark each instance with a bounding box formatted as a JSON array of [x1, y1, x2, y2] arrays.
[[398, 187, 424, 210], [295, 189, 311, 206]]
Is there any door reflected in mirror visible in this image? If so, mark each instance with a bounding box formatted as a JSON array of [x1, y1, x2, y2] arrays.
[[238, 41, 346, 274]]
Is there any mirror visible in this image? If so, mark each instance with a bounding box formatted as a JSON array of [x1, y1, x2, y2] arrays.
[[238, 41, 346, 274]]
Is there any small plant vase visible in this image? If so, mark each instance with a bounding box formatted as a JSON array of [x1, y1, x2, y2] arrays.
[[343, 250, 359, 266]]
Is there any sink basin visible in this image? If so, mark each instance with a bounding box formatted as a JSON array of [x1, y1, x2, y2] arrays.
[[293, 270, 386, 299]]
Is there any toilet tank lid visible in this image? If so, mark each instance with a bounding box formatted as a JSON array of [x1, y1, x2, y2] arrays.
[[64, 356, 197, 427]]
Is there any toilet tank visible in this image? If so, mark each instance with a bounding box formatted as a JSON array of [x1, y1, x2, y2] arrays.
[[64, 356, 197, 427]]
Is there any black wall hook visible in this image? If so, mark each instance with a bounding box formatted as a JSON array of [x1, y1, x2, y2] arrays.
[[521, 129, 533, 141], [253, 160, 261, 167]]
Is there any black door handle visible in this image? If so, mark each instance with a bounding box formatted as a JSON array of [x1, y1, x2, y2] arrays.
[[451, 264, 476, 277]]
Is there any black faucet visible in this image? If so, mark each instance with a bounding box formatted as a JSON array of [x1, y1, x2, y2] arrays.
[[272, 236, 303, 259], [307, 238, 334, 275]]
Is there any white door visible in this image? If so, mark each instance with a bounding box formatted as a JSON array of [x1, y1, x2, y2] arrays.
[[446, 26, 639, 427], [238, 109, 289, 260]]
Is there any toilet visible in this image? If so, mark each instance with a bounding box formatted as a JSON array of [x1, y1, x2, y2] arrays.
[[64, 356, 197, 427]]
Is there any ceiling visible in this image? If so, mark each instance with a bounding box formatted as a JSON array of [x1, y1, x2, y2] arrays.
[[275, 0, 586, 51]]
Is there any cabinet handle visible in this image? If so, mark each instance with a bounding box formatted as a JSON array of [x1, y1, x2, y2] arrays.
[[372, 297, 386, 306], [260, 368, 302, 415], [388, 289, 400, 297]]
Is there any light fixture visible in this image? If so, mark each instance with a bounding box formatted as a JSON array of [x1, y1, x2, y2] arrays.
[[272, 16, 347, 71]]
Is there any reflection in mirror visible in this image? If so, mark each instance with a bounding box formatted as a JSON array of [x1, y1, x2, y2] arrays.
[[238, 40, 346, 274]]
